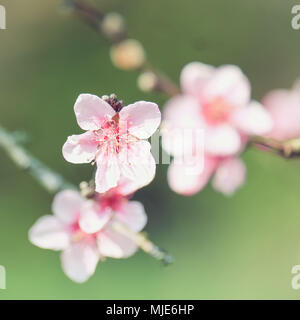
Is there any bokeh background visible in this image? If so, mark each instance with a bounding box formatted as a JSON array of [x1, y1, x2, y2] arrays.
[[0, 0, 300, 299]]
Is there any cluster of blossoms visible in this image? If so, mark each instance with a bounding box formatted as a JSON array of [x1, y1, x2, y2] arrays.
[[29, 187, 147, 283], [29, 94, 161, 282], [161, 62, 275, 196], [28, 61, 300, 283]]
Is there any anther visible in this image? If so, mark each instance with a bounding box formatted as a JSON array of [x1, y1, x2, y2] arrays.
[[102, 93, 124, 112]]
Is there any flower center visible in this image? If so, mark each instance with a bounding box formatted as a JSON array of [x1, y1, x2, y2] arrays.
[[202, 97, 233, 125], [102, 93, 124, 112], [93, 116, 138, 161], [97, 191, 125, 211], [94, 118, 122, 154], [70, 221, 98, 243]]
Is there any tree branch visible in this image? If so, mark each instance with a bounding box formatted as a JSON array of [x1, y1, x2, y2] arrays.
[[111, 220, 173, 266], [0, 125, 173, 264], [0, 125, 75, 193], [63, 0, 180, 97], [250, 136, 300, 159]]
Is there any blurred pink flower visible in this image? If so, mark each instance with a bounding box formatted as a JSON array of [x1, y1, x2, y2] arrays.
[[167, 155, 246, 196], [62, 94, 161, 194], [211, 157, 246, 195], [161, 62, 267, 196], [262, 80, 300, 141], [162, 62, 273, 158], [29, 189, 147, 283]]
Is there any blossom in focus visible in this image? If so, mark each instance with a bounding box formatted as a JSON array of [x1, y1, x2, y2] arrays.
[[29, 189, 147, 283], [161, 62, 269, 196], [62, 94, 161, 194], [262, 79, 300, 141]]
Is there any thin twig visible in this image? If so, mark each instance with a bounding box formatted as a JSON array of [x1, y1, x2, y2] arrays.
[[63, 0, 180, 96], [250, 136, 300, 159], [111, 220, 173, 266], [64, 0, 110, 37], [0, 125, 75, 193], [0, 125, 173, 264]]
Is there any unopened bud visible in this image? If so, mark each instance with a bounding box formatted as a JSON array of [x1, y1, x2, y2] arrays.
[[80, 181, 96, 199], [102, 93, 124, 112], [101, 95, 109, 101], [101, 12, 126, 38], [110, 39, 146, 70], [137, 71, 158, 92]]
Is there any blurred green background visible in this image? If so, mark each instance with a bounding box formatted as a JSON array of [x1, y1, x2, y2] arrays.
[[0, 0, 300, 299]]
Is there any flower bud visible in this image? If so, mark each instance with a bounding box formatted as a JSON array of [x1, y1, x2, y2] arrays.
[[110, 39, 146, 70], [101, 12, 125, 38], [137, 71, 158, 92]]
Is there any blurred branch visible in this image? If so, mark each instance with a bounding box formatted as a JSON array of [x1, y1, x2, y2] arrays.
[[63, 0, 115, 39], [250, 136, 300, 159], [0, 125, 75, 193], [10, 131, 31, 145], [0, 125, 172, 264], [112, 220, 173, 266], [63, 0, 180, 97]]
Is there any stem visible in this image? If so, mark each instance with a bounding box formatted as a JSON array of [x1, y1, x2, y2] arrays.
[[80, 178, 174, 265], [64, 0, 108, 37], [111, 220, 173, 266], [250, 136, 300, 159], [143, 62, 180, 97], [0, 125, 172, 264], [63, 0, 180, 96], [0, 125, 75, 193]]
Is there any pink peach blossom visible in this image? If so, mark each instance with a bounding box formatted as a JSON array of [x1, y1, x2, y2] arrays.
[[29, 189, 147, 283], [167, 155, 218, 196], [163, 62, 272, 158], [162, 62, 264, 196], [62, 94, 161, 194], [167, 155, 246, 196], [262, 80, 300, 141], [211, 157, 246, 195]]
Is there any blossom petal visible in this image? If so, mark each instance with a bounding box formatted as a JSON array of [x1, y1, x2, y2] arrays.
[[119, 101, 161, 139], [61, 242, 99, 283], [212, 157, 246, 196], [231, 101, 273, 135], [112, 176, 140, 196], [202, 65, 251, 107], [118, 141, 156, 189], [161, 95, 205, 157], [52, 190, 84, 224], [74, 94, 116, 131], [205, 124, 241, 156], [79, 202, 113, 234], [167, 156, 217, 196], [180, 62, 215, 98], [117, 201, 147, 232], [95, 152, 121, 194], [29, 215, 70, 251], [62, 131, 98, 164], [97, 228, 138, 258], [263, 89, 300, 141]]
